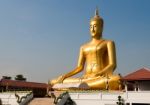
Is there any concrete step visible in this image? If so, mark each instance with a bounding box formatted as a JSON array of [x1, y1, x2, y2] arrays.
[[28, 98, 54, 105]]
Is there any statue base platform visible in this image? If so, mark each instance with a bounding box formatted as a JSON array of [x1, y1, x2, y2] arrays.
[[50, 90, 150, 105], [49, 91, 122, 105], [69, 91, 122, 105]]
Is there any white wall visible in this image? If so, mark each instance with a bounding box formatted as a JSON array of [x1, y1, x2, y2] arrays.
[[68, 91, 150, 105]]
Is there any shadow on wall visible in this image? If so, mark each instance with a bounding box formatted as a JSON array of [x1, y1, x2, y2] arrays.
[[0, 98, 2, 105]]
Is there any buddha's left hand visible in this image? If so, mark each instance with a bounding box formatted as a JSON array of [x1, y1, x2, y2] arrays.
[[56, 75, 66, 83]]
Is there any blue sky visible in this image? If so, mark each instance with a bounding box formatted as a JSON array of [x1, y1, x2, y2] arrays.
[[0, 0, 150, 83]]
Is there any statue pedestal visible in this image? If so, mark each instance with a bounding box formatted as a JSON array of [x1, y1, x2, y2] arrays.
[[68, 91, 150, 105], [50, 90, 150, 105], [69, 91, 121, 105], [51, 91, 123, 105]]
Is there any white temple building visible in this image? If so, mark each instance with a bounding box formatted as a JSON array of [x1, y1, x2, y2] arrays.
[[123, 68, 150, 91]]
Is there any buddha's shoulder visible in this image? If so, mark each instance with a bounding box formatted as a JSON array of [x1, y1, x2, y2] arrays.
[[81, 39, 114, 46], [102, 40, 116, 48], [80, 42, 91, 49], [80, 39, 115, 50], [103, 39, 115, 44]]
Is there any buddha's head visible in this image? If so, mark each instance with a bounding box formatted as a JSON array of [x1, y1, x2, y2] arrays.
[[90, 9, 103, 38]]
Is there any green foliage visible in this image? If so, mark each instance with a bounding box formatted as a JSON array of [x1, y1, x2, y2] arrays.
[[2, 76, 12, 80], [15, 74, 26, 81]]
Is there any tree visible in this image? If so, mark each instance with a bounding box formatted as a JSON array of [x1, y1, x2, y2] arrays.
[[2, 76, 12, 80], [15, 74, 26, 81]]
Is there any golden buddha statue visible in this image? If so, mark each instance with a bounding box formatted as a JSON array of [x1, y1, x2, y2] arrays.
[[50, 9, 121, 90]]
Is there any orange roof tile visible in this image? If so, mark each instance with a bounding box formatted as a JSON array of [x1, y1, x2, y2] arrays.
[[122, 68, 150, 81]]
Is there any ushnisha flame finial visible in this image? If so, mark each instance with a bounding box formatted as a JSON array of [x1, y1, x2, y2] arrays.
[[95, 7, 99, 16], [91, 7, 103, 23]]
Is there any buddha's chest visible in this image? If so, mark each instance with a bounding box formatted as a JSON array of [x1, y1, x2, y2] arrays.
[[83, 45, 105, 56]]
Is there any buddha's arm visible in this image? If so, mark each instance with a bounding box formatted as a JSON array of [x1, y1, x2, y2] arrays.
[[62, 46, 85, 78], [56, 65, 84, 84], [97, 41, 116, 76]]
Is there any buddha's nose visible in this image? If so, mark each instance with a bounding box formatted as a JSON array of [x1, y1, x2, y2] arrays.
[[92, 27, 95, 32]]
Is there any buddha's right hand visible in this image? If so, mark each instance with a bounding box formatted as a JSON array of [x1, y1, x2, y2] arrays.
[[56, 75, 66, 83]]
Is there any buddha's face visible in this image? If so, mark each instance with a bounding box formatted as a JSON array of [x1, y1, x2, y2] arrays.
[[90, 20, 102, 38]]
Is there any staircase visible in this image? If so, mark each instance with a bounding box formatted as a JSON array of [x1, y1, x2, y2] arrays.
[[28, 98, 54, 105]]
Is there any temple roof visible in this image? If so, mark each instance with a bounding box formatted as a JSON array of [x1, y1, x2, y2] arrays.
[[0, 79, 48, 89], [122, 68, 150, 81]]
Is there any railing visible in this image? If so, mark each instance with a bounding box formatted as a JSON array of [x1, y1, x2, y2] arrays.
[[0, 91, 33, 105]]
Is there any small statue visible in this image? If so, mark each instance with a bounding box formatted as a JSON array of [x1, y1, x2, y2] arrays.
[[50, 8, 121, 90]]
